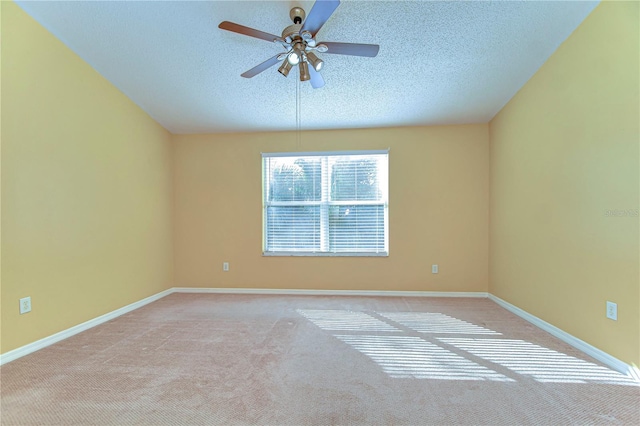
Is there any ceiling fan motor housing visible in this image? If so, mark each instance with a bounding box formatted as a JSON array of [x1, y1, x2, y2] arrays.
[[282, 24, 303, 43]]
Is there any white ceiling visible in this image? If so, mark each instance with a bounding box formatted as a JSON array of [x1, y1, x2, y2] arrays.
[[16, 0, 598, 134]]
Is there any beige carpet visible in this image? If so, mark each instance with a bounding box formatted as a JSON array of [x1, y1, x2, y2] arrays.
[[1, 293, 638, 425]]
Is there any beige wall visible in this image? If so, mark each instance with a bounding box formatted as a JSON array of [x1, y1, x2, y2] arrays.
[[1, 2, 174, 353], [489, 2, 639, 367], [0, 2, 4, 345], [173, 125, 489, 292]]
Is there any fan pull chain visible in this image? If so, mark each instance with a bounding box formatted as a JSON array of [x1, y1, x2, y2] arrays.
[[296, 77, 301, 149]]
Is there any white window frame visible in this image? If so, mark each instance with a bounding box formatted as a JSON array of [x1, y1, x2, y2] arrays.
[[262, 150, 389, 257]]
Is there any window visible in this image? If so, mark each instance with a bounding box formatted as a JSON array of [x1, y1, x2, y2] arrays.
[[262, 150, 389, 256]]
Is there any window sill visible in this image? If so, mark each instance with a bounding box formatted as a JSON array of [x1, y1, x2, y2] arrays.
[[263, 251, 389, 257]]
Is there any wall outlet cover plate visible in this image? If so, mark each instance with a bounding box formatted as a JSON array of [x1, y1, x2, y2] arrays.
[[606, 301, 617, 321], [20, 297, 32, 314]]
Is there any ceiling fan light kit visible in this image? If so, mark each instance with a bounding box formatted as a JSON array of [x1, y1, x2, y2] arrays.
[[218, 0, 379, 89], [306, 52, 324, 72], [299, 61, 311, 82], [278, 60, 293, 77]]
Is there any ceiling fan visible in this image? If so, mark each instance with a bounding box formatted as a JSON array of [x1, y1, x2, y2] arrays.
[[218, 0, 379, 89]]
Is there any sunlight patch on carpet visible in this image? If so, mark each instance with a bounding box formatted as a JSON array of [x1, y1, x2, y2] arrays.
[[378, 312, 501, 335], [296, 309, 400, 332], [336, 334, 513, 381], [439, 338, 639, 386]]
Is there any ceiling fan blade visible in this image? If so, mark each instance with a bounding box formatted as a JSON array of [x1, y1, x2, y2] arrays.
[[241, 54, 283, 78], [301, 0, 340, 37], [309, 66, 325, 89], [219, 21, 283, 43], [320, 42, 380, 57]]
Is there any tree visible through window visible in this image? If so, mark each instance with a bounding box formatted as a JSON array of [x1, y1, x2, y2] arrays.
[[263, 151, 388, 256]]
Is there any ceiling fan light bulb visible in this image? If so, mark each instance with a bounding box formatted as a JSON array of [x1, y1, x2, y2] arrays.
[[287, 51, 300, 65], [299, 61, 311, 82]]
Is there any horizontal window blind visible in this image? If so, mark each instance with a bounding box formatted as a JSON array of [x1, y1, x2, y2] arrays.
[[263, 151, 388, 256]]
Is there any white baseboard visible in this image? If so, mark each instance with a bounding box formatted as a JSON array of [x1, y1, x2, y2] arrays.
[[488, 293, 639, 381], [0, 288, 173, 366], [172, 287, 488, 298]]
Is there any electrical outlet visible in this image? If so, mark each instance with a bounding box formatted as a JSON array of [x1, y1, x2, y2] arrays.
[[223, 262, 229, 272], [606, 301, 617, 321], [432, 264, 438, 274], [20, 297, 32, 314]]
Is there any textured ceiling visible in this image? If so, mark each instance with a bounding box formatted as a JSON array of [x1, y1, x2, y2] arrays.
[[16, 0, 598, 134]]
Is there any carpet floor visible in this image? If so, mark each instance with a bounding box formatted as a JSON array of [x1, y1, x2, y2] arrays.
[[1, 293, 638, 425]]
